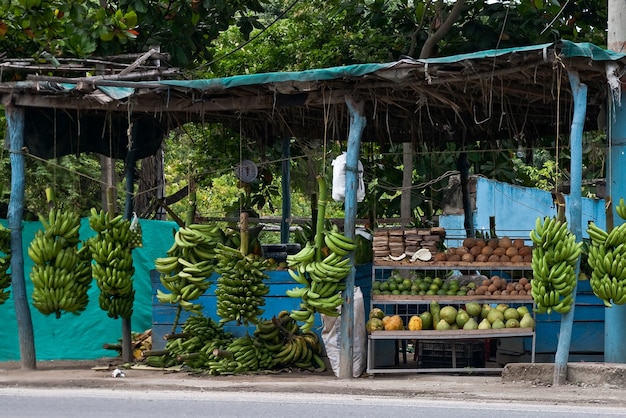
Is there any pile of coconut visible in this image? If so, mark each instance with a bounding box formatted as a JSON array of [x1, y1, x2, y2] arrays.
[[433, 236, 533, 263]]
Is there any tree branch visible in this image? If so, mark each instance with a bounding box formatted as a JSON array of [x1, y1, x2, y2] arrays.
[[419, 0, 466, 59]]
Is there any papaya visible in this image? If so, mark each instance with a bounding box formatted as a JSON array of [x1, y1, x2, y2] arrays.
[[408, 315, 423, 331]]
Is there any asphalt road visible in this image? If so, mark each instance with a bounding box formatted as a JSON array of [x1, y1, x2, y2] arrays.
[[1, 387, 625, 418]]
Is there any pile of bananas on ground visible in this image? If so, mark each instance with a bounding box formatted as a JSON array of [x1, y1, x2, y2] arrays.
[[586, 198, 626, 307], [87, 208, 135, 319], [258, 311, 326, 371], [0, 224, 11, 305], [28, 208, 92, 318], [145, 315, 235, 369], [207, 311, 326, 375], [155, 224, 224, 313], [144, 311, 326, 374], [215, 244, 269, 326], [286, 225, 354, 332], [530, 216, 582, 314]]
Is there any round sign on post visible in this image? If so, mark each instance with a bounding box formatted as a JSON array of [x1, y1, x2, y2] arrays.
[[234, 160, 258, 183]]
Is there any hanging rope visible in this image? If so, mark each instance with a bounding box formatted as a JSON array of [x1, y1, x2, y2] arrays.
[[554, 51, 565, 189]]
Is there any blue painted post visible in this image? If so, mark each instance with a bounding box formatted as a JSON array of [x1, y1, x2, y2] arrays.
[[553, 71, 587, 384], [606, 90, 626, 363], [281, 136, 291, 244], [121, 122, 138, 363], [339, 97, 365, 379], [6, 104, 37, 369]]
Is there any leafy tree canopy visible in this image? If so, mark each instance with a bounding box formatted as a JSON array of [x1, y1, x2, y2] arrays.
[[0, 0, 267, 67]]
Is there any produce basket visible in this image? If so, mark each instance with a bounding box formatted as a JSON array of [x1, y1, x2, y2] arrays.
[[417, 341, 485, 368]]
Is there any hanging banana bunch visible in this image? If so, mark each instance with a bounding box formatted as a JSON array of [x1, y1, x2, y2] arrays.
[[0, 224, 11, 305], [529, 216, 582, 314], [286, 176, 354, 332], [155, 224, 224, 313], [586, 198, 626, 307], [215, 244, 269, 326], [28, 208, 92, 318], [87, 208, 135, 319]]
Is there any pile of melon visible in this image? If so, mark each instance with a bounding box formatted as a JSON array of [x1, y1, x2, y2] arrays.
[[433, 236, 533, 263], [365, 301, 535, 333]]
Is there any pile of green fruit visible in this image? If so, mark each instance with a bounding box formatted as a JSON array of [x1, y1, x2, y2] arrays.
[[366, 301, 534, 333], [427, 301, 535, 330], [371, 272, 476, 296]]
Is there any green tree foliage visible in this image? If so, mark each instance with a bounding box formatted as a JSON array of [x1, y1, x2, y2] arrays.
[[0, 0, 268, 68]]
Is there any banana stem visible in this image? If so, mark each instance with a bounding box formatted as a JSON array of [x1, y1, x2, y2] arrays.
[[240, 211, 249, 255], [314, 176, 328, 262], [170, 305, 182, 334], [185, 189, 197, 227]]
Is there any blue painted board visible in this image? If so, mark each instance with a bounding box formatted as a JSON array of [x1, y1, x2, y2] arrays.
[[151, 264, 373, 350]]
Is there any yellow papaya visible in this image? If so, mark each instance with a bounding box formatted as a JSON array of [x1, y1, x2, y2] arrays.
[[408, 315, 423, 331]]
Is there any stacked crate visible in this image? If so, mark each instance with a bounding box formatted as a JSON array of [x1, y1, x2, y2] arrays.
[[373, 227, 446, 263]]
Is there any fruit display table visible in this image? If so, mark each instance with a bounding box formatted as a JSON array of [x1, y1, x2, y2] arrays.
[[368, 258, 536, 374], [367, 328, 535, 374]]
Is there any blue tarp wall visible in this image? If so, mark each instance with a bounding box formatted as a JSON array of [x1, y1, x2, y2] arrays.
[[0, 218, 178, 361]]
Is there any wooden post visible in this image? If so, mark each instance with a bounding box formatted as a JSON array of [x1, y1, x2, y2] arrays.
[[121, 121, 138, 363], [339, 96, 366, 379], [458, 152, 474, 237], [553, 70, 586, 385], [281, 136, 291, 244], [400, 142, 413, 226], [6, 104, 37, 369]]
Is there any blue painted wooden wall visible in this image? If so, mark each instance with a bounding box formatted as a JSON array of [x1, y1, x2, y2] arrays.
[[440, 177, 606, 357], [151, 264, 372, 350]]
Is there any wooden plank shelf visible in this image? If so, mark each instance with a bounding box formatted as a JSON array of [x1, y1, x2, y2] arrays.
[[372, 295, 533, 303], [369, 328, 535, 340], [374, 261, 532, 270]]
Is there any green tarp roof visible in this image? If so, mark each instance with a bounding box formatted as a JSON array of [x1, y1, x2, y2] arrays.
[[152, 40, 625, 92]]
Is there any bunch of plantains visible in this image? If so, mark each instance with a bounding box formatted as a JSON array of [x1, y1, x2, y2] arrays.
[[286, 176, 355, 332], [215, 244, 269, 326], [586, 198, 626, 307], [155, 224, 224, 313], [87, 208, 135, 319], [29, 208, 92, 318], [530, 216, 582, 314]]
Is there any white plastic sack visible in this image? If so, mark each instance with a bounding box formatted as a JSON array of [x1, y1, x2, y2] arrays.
[[321, 286, 367, 378], [331, 152, 365, 202]]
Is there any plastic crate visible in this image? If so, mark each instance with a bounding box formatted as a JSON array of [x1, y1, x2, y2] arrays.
[[417, 341, 486, 368]]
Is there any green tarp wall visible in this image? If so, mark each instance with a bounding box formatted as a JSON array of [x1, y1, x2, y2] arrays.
[[0, 218, 177, 361]]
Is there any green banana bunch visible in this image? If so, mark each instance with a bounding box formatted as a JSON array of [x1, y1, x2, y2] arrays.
[[29, 208, 92, 318], [155, 224, 225, 314], [0, 224, 11, 305], [158, 314, 235, 370], [286, 231, 351, 332], [616, 198, 626, 221], [530, 216, 582, 314], [587, 221, 626, 307], [215, 244, 269, 326], [285, 177, 354, 332], [252, 312, 327, 372], [207, 334, 267, 375], [87, 208, 134, 319]]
